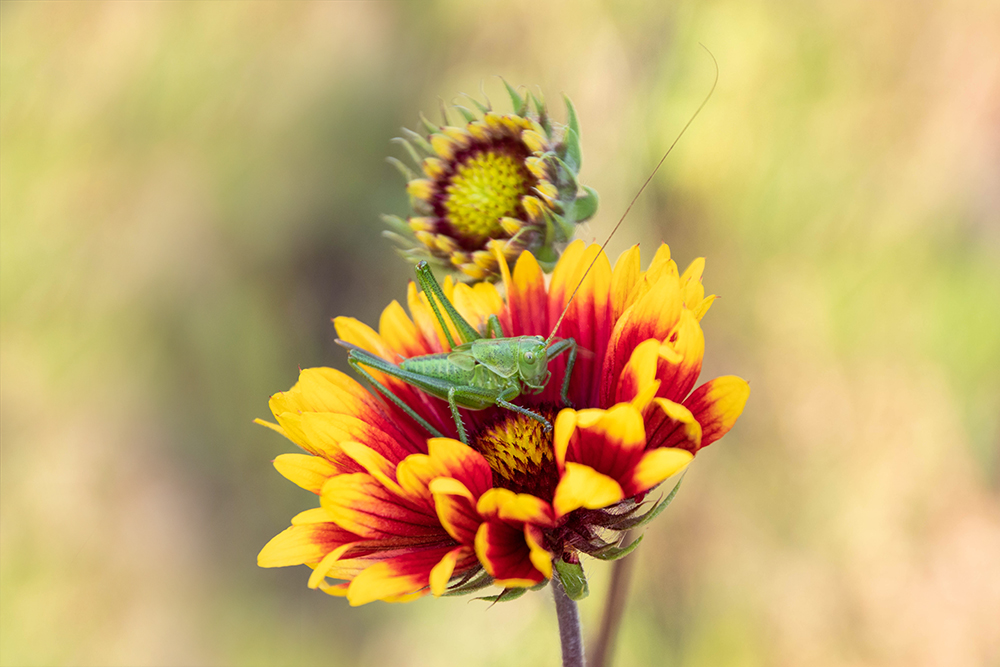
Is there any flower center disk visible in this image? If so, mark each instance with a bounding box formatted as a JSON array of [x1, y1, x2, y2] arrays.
[[441, 149, 533, 245], [472, 408, 559, 500]]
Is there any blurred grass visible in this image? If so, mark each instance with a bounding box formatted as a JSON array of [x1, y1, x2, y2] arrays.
[[2, 1, 998, 666]]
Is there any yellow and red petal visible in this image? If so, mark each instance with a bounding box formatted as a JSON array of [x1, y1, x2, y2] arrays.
[[429, 545, 477, 596], [654, 309, 705, 403], [614, 338, 661, 408], [610, 245, 642, 321], [502, 249, 549, 337], [258, 522, 362, 568], [681, 376, 750, 449], [476, 488, 555, 527], [552, 462, 624, 518], [644, 397, 703, 453], [345, 545, 459, 606], [379, 299, 431, 360], [272, 453, 340, 494], [396, 438, 494, 503], [548, 242, 614, 405], [554, 404, 646, 482], [320, 473, 444, 539], [430, 478, 482, 543], [600, 271, 684, 407], [475, 521, 548, 587], [623, 447, 693, 497]]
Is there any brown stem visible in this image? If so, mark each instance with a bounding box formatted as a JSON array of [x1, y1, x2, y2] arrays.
[[589, 532, 638, 667], [552, 572, 585, 667]]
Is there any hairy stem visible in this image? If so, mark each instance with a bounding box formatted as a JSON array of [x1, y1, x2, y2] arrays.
[[552, 573, 585, 667], [590, 532, 638, 667]]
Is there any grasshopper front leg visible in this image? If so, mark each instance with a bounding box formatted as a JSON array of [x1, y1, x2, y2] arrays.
[[545, 337, 578, 408]]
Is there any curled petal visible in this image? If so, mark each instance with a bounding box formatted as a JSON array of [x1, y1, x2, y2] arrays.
[[645, 398, 703, 453]]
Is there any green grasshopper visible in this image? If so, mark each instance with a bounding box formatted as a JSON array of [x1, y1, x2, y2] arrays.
[[337, 260, 577, 445], [337, 55, 718, 445]]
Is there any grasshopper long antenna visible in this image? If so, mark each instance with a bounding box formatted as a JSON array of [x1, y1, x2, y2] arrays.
[[545, 46, 719, 346]]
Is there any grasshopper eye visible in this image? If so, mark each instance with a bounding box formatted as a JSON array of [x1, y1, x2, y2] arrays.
[[524, 351, 535, 363]]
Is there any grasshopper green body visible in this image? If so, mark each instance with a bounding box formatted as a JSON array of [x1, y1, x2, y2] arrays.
[[337, 262, 576, 444]]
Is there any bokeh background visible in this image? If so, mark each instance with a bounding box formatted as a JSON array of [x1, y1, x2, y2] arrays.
[[2, 1, 999, 666]]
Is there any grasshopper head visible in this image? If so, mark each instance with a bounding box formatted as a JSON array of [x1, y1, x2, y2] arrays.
[[517, 336, 549, 388]]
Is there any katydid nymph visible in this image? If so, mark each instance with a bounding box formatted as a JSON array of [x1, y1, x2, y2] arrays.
[[337, 260, 578, 445], [337, 51, 719, 445]]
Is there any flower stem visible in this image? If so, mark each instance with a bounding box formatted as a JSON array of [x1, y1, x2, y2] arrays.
[[552, 572, 585, 667], [589, 531, 638, 667]]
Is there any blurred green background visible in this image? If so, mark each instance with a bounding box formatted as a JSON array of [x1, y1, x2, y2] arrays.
[[2, 1, 999, 665]]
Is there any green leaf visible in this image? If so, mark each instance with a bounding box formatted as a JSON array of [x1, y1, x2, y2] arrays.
[[554, 560, 589, 601], [474, 586, 527, 604], [572, 185, 600, 223], [615, 474, 686, 531], [561, 127, 582, 173], [499, 77, 527, 115], [591, 535, 644, 561]]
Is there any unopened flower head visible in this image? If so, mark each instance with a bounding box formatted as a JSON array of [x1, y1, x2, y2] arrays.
[[257, 242, 748, 605], [382, 82, 598, 281]]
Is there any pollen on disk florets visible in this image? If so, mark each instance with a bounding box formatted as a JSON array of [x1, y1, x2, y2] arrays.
[[473, 407, 559, 499], [382, 82, 599, 281]]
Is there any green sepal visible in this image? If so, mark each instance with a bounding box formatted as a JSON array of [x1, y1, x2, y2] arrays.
[[591, 534, 644, 561], [499, 77, 528, 115], [386, 156, 416, 181], [554, 559, 589, 601], [460, 93, 490, 115], [550, 155, 580, 199], [419, 112, 439, 134], [438, 98, 451, 126], [529, 91, 552, 137], [475, 586, 527, 604], [548, 206, 576, 244], [572, 185, 600, 223], [614, 474, 686, 531], [401, 127, 434, 155], [381, 214, 413, 236], [560, 126, 582, 173], [453, 104, 478, 123], [390, 137, 424, 169], [443, 570, 495, 597], [563, 94, 580, 143]]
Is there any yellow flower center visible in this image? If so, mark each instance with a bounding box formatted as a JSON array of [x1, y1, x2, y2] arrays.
[[443, 151, 531, 245], [473, 408, 558, 500]]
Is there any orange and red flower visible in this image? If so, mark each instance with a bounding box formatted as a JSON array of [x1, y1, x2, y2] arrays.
[[257, 241, 749, 605]]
